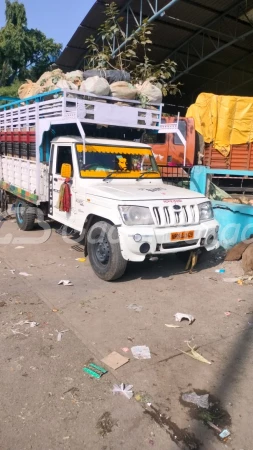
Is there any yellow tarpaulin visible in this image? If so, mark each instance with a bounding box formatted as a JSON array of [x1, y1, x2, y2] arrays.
[[186, 92, 253, 157]]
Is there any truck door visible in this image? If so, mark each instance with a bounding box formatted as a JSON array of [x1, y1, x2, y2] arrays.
[[49, 143, 77, 228]]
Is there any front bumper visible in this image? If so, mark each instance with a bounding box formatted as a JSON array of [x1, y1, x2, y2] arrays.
[[118, 219, 219, 262]]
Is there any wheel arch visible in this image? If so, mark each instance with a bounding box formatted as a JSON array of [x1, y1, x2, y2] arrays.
[[83, 214, 115, 256]]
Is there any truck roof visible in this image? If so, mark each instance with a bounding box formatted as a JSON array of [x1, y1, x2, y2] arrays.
[[51, 136, 152, 149]]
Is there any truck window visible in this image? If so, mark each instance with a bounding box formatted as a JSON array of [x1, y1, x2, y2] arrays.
[[75, 145, 160, 179], [173, 120, 186, 145], [56, 146, 73, 175], [141, 131, 166, 145]]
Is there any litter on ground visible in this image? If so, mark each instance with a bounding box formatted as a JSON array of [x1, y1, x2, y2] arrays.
[[101, 351, 129, 370], [112, 383, 133, 400], [19, 272, 32, 277], [127, 303, 143, 312], [56, 329, 69, 341], [75, 258, 86, 262], [83, 363, 107, 379], [219, 429, 231, 439], [182, 392, 209, 409], [224, 311, 231, 316], [165, 324, 181, 328], [174, 313, 195, 325], [58, 280, 73, 286], [26, 321, 39, 327], [177, 342, 211, 364], [15, 246, 24, 249], [131, 345, 151, 360], [207, 421, 221, 432], [215, 269, 225, 273], [223, 277, 239, 283]]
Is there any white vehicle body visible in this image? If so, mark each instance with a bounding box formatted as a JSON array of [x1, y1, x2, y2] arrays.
[[47, 136, 218, 262], [0, 89, 219, 280]]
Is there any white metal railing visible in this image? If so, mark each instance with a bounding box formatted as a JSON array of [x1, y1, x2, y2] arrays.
[[0, 89, 162, 132]]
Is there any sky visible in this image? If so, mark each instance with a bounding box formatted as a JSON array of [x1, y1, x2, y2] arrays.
[[0, 0, 95, 48]]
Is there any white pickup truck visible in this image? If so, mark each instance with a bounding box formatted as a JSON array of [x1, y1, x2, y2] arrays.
[[0, 89, 219, 280]]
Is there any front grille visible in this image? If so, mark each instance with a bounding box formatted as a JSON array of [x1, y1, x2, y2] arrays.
[[153, 207, 161, 225], [153, 204, 199, 226]]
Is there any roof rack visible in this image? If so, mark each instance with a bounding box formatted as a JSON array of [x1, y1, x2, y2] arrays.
[[0, 89, 162, 131]]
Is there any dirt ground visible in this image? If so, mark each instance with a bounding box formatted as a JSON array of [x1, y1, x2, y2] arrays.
[[0, 218, 252, 450]]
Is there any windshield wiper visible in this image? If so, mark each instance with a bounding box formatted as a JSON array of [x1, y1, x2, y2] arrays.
[[103, 170, 120, 181], [137, 171, 160, 181]]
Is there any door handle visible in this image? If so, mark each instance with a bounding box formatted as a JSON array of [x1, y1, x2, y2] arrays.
[[54, 178, 58, 182]]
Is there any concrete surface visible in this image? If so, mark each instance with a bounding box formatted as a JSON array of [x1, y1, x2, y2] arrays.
[[0, 218, 252, 450]]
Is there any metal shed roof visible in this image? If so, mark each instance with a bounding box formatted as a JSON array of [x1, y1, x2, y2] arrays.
[[57, 0, 253, 107]]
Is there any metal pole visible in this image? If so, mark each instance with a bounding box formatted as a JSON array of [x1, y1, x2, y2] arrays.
[[172, 27, 253, 82], [168, 0, 247, 59], [111, 0, 181, 56]]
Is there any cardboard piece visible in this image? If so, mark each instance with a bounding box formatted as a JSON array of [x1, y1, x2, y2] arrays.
[[101, 351, 129, 370]]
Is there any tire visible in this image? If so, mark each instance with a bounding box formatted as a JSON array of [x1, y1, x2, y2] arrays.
[[15, 200, 36, 231], [87, 221, 127, 281]]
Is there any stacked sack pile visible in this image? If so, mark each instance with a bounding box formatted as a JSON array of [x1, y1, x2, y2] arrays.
[[18, 68, 163, 105]]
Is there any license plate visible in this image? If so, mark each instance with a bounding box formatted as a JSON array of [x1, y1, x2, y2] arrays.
[[171, 231, 195, 241]]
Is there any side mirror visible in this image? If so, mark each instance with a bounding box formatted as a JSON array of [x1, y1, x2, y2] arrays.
[[61, 163, 72, 178]]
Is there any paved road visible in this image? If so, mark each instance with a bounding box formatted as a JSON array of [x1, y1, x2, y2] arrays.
[[0, 218, 252, 450]]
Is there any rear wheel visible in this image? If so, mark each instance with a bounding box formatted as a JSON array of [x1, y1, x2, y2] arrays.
[[15, 200, 36, 231], [87, 221, 127, 281]]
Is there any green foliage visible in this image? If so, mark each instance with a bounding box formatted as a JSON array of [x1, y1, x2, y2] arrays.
[[0, 79, 21, 98], [85, 2, 138, 71], [84, 2, 181, 97], [0, 0, 62, 87]]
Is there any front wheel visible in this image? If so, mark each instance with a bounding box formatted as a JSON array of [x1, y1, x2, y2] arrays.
[[87, 221, 127, 281], [15, 200, 36, 231]]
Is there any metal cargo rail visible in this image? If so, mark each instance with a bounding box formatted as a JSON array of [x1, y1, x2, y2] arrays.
[[0, 89, 162, 132]]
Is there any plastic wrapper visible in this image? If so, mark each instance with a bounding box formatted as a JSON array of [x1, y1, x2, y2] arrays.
[[182, 392, 209, 409], [112, 383, 133, 399], [174, 313, 195, 325]]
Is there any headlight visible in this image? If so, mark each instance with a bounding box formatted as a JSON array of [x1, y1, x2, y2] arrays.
[[198, 201, 214, 221], [119, 206, 154, 225]]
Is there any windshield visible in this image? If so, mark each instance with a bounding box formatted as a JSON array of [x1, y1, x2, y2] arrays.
[[76, 144, 161, 179]]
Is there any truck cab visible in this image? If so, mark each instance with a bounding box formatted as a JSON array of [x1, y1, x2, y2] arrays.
[[48, 135, 219, 280]]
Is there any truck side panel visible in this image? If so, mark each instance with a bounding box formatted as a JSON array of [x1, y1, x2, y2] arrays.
[[0, 157, 49, 204], [204, 143, 253, 170]]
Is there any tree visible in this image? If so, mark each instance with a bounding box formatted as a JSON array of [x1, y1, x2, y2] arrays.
[[0, 0, 62, 87], [85, 2, 180, 97]]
